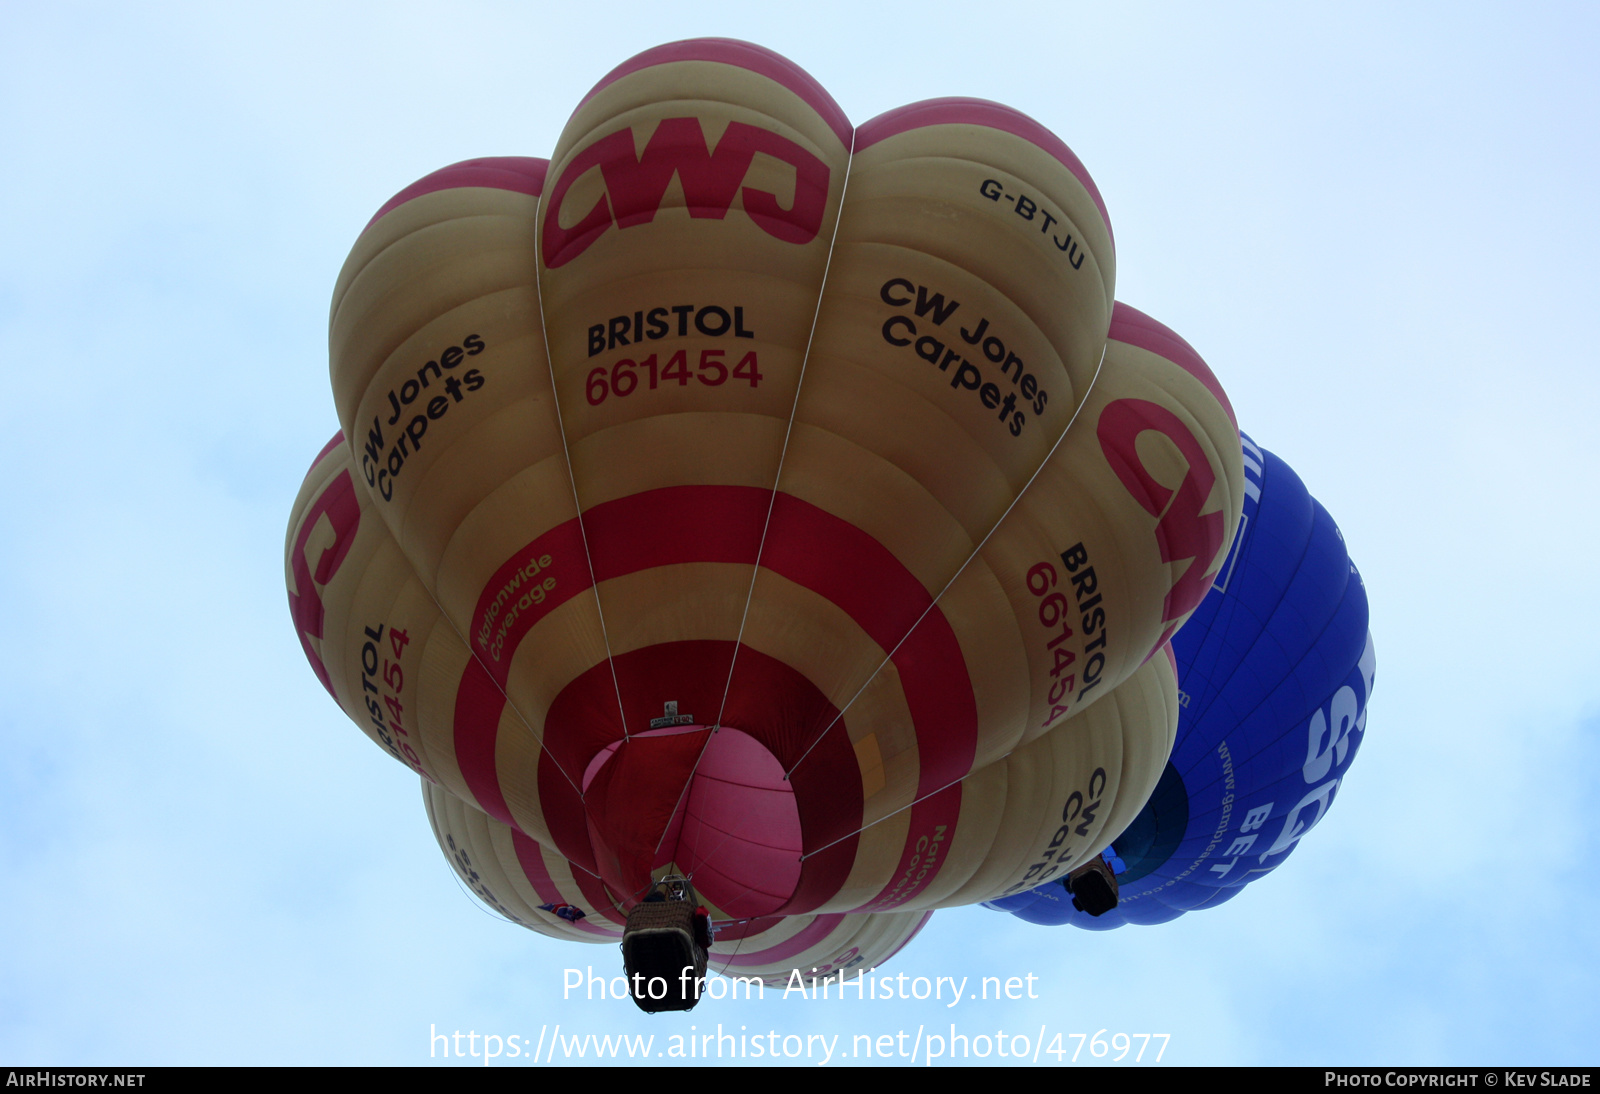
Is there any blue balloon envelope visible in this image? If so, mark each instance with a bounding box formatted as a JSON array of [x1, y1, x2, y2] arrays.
[[987, 434, 1375, 928]]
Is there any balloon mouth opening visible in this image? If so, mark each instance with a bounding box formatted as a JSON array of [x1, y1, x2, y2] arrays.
[[583, 724, 802, 918], [581, 723, 712, 792]]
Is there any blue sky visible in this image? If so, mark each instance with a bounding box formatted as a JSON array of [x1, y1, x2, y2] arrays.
[[2, 1, 1597, 1066]]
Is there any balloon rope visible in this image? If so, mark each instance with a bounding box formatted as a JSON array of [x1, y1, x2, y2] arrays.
[[721, 912, 754, 972], [440, 824, 619, 940], [566, 857, 637, 929], [797, 768, 971, 864], [782, 342, 1111, 784], [428, 789, 545, 931], [675, 130, 860, 892], [643, 726, 722, 899], [444, 861, 525, 928], [690, 872, 779, 931], [370, 192, 614, 804], [707, 128, 859, 740], [531, 185, 633, 749], [387, 181, 659, 809]]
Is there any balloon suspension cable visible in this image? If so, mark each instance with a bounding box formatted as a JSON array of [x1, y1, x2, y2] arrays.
[[723, 915, 754, 972], [688, 874, 773, 926], [532, 189, 633, 750], [782, 342, 1111, 785], [381, 186, 663, 808], [682, 130, 859, 888], [708, 128, 858, 737], [798, 769, 973, 863], [440, 841, 528, 929], [562, 857, 636, 932], [640, 724, 723, 903], [377, 190, 661, 812]]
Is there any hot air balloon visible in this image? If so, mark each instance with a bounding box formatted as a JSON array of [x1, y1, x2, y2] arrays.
[[984, 435, 1374, 928], [284, 38, 1245, 1003]]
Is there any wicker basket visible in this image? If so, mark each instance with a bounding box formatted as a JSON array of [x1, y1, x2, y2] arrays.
[[621, 880, 709, 1013], [1065, 857, 1120, 917]]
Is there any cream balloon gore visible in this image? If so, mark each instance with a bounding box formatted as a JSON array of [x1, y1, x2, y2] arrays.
[[285, 38, 1244, 984], [877, 278, 1052, 438], [363, 334, 488, 501]]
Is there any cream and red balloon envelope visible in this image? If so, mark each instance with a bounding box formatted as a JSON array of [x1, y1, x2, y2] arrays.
[[285, 38, 1243, 981]]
